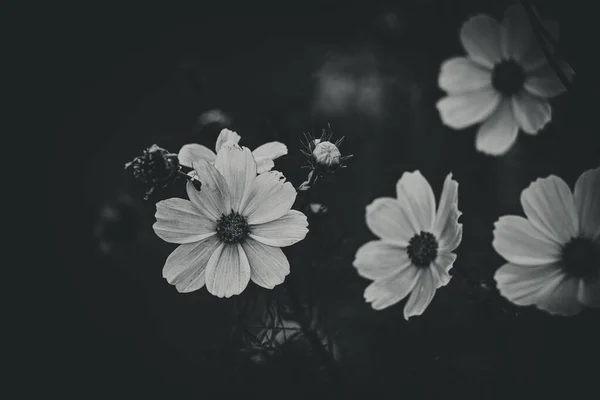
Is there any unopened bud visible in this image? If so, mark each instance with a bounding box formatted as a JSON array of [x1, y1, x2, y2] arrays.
[[312, 141, 341, 169]]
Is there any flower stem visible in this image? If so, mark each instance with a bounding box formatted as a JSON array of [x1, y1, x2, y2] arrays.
[[521, 0, 572, 91]]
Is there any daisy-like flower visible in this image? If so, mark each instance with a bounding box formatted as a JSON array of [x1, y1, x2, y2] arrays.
[[178, 128, 288, 174], [353, 171, 463, 319], [493, 167, 600, 316], [153, 142, 309, 297], [436, 4, 573, 156]]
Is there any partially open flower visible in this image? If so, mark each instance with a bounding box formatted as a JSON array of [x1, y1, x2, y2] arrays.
[[125, 144, 184, 200]]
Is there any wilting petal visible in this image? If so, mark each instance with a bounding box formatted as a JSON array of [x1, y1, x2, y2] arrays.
[[214, 143, 257, 213], [494, 262, 564, 307], [573, 167, 600, 241], [254, 156, 275, 174], [353, 240, 411, 280], [524, 63, 572, 99], [189, 160, 231, 220], [204, 243, 251, 298], [535, 273, 583, 316], [243, 171, 296, 225], [396, 171, 436, 233], [492, 215, 562, 265], [432, 252, 456, 288], [511, 93, 551, 135], [178, 144, 216, 168], [153, 198, 216, 244], [520, 20, 559, 72], [364, 266, 420, 310], [521, 175, 578, 244], [500, 4, 534, 62], [475, 98, 519, 156], [162, 235, 222, 293], [242, 238, 290, 289], [365, 197, 414, 246], [253, 141, 288, 160], [249, 210, 308, 247], [215, 129, 241, 152], [460, 14, 502, 68], [436, 89, 501, 130], [433, 173, 462, 252], [438, 57, 492, 94], [578, 278, 600, 308], [403, 268, 436, 319]]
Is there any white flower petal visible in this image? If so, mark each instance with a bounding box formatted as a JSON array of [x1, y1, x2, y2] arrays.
[[578, 278, 600, 308], [492, 215, 562, 265], [500, 4, 534, 62], [460, 14, 502, 68], [162, 235, 222, 293], [573, 167, 600, 241], [436, 89, 501, 130], [153, 198, 216, 244], [189, 160, 231, 220], [353, 240, 411, 280], [475, 98, 519, 156], [511, 93, 552, 135], [395, 171, 436, 233], [214, 142, 257, 213], [432, 251, 456, 288], [433, 173, 462, 252], [178, 144, 216, 168], [438, 57, 492, 94], [252, 142, 288, 160], [204, 243, 251, 298], [535, 273, 583, 316], [521, 175, 579, 244], [242, 171, 297, 225], [254, 156, 275, 174], [242, 238, 290, 289], [365, 197, 414, 246], [249, 210, 308, 247], [520, 20, 559, 72], [364, 266, 420, 310], [494, 262, 564, 307], [524, 63, 572, 99], [215, 129, 241, 153], [403, 268, 436, 319]]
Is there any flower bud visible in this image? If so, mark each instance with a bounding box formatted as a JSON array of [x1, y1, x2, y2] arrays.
[[125, 144, 180, 199], [312, 141, 341, 169]]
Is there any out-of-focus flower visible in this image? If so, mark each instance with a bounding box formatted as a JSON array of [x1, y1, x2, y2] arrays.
[[307, 203, 329, 216], [94, 194, 142, 255], [125, 144, 185, 200], [436, 4, 573, 156], [354, 171, 463, 319], [493, 167, 600, 316], [178, 128, 287, 174], [153, 142, 309, 298]]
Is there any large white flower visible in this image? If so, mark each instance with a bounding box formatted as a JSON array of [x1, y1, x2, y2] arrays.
[[436, 4, 572, 156], [153, 142, 308, 298], [353, 171, 463, 319], [493, 167, 600, 316], [178, 128, 288, 174]]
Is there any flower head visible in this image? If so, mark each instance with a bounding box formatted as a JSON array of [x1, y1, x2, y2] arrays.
[[353, 171, 463, 319], [153, 142, 309, 297], [492, 167, 600, 316], [125, 144, 182, 199], [178, 128, 288, 174], [436, 4, 573, 156]]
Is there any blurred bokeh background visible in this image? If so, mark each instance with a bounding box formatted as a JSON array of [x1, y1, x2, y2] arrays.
[[45, 0, 599, 398]]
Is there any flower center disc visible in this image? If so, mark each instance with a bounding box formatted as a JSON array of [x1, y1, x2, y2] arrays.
[[491, 59, 526, 97], [561, 237, 600, 282], [216, 212, 249, 243], [407, 231, 438, 267]]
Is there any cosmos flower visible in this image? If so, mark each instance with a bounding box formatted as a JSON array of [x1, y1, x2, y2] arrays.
[[493, 167, 600, 316], [353, 171, 463, 319], [178, 128, 288, 174], [436, 4, 573, 156], [153, 142, 309, 298]]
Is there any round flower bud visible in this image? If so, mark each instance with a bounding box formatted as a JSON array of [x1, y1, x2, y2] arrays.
[[312, 141, 341, 169]]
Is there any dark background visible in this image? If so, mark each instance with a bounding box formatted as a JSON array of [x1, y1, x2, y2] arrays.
[[40, 0, 599, 398]]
